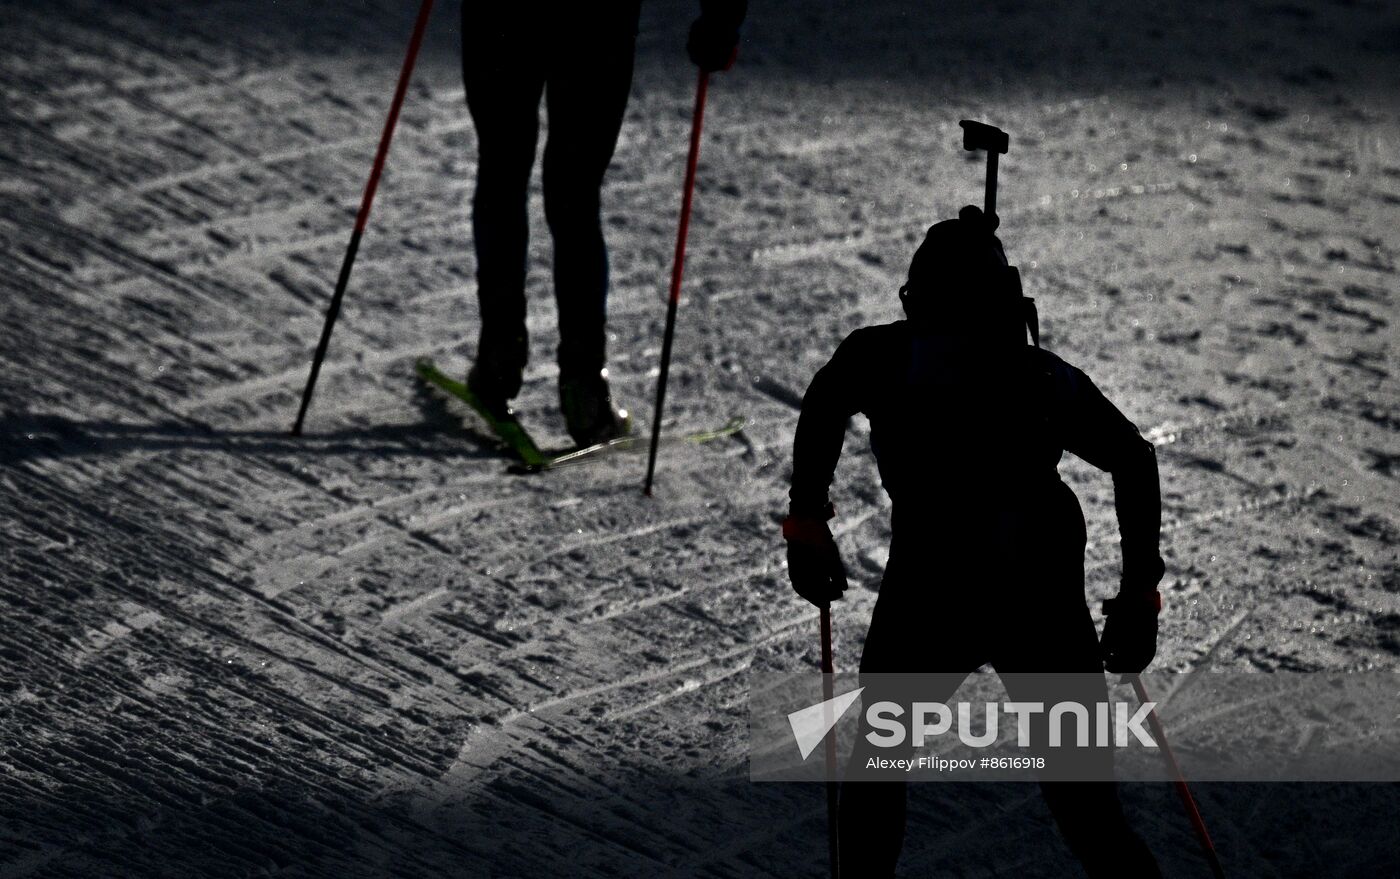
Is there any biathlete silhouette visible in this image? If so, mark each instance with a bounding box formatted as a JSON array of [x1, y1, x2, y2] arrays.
[[782, 144, 1167, 874]]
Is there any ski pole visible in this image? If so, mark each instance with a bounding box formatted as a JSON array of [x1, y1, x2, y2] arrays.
[[291, 0, 436, 436], [642, 69, 710, 495], [820, 604, 840, 879], [1130, 675, 1225, 879]]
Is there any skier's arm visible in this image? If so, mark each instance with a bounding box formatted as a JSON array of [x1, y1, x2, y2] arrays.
[[784, 333, 864, 607], [1060, 367, 1165, 597], [789, 334, 864, 516]]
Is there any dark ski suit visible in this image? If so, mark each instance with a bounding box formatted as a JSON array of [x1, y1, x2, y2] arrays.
[[789, 320, 1165, 877], [461, 2, 644, 392]]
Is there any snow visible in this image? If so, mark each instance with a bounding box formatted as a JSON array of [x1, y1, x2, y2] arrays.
[[1, 0, 1397, 875]]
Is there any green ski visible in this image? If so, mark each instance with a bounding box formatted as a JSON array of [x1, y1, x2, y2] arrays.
[[416, 357, 745, 472], [515, 414, 747, 473], [415, 358, 548, 467]]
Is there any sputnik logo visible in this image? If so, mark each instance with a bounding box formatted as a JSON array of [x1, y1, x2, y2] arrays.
[[788, 687, 864, 760]]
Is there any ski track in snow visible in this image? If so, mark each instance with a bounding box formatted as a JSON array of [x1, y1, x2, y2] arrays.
[[2, 0, 1398, 876]]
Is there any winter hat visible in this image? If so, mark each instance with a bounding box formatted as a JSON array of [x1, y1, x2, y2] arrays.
[[899, 205, 1014, 320]]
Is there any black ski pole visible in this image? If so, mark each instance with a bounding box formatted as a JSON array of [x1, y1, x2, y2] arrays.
[[1130, 675, 1226, 879], [820, 604, 840, 879], [643, 69, 710, 495], [291, 0, 436, 436]]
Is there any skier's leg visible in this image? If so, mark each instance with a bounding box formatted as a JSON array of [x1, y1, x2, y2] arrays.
[[998, 604, 1162, 878], [835, 758, 906, 879], [840, 570, 981, 878], [1039, 781, 1161, 878], [462, 6, 544, 405], [540, 4, 639, 442]]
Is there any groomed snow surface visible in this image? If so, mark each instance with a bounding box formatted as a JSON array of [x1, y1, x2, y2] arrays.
[[2, 0, 1397, 876]]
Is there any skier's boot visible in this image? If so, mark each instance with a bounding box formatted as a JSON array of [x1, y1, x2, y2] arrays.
[[466, 332, 526, 421], [560, 367, 631, 447]]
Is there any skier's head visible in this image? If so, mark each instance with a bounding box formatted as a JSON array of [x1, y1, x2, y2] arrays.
[[899, 205, 1023, 346]]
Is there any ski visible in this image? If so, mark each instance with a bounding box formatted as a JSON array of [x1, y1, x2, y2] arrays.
[[415, 358, 548, 467], [416, 357, 744, 473], [511, 414, 747, 473]]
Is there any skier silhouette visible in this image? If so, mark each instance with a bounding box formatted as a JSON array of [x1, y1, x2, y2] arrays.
[[462, 1, 746, 446], [782, 206, 1165, 877]]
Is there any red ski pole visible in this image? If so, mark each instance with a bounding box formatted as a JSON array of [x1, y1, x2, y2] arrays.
[[642, 69, 710, 495], [1130, 675, 1226, 879], [292, 0, 436, 436], [820, 604, 840, 879]]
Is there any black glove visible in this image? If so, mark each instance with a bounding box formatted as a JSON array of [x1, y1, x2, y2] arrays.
[[782, 504, 847, 607], [1100, 591, 1161, 673], [687, 1, 745, 72]]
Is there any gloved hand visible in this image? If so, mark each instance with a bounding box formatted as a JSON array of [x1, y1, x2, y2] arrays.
[[782, 504, 847, 607], [686, 7, 742, 72], [1100, 591, 1161, 673]]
